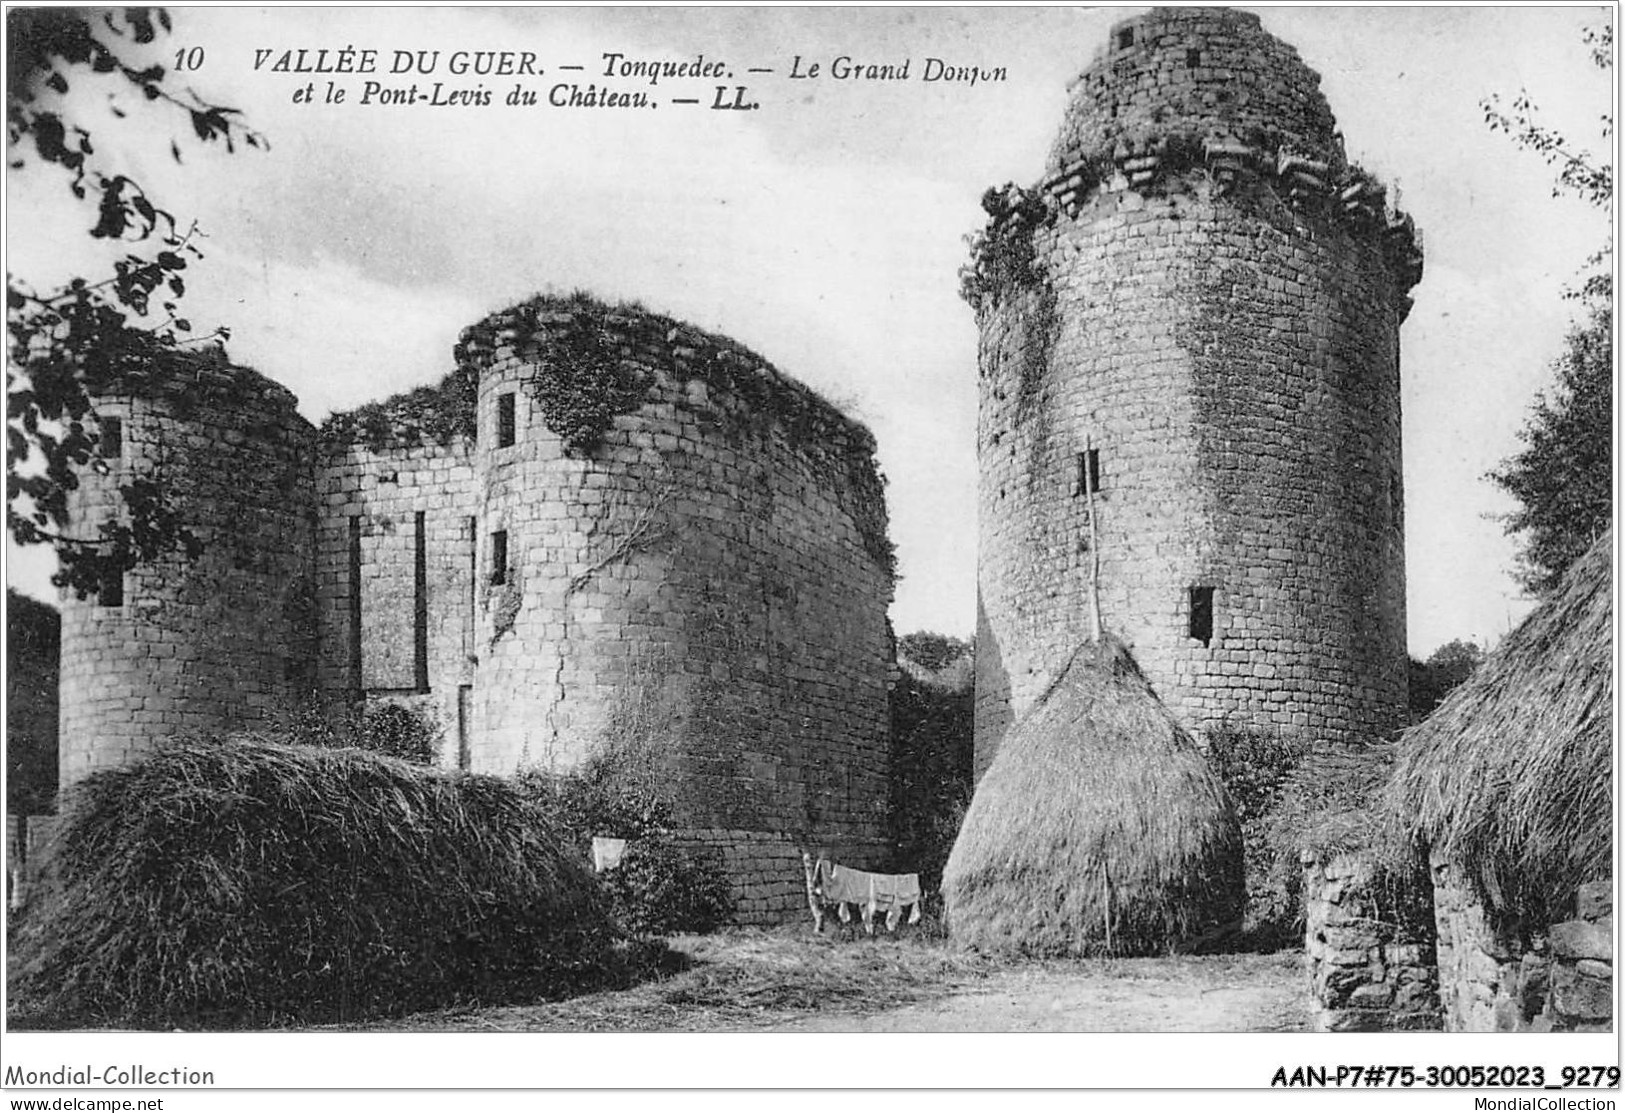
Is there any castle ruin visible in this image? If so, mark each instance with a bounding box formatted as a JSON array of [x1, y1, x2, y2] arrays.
[[967, 7, 1422, 773], [57, 294, 896, 922]]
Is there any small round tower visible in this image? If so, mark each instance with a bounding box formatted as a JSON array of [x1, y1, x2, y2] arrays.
[[969, 7, 1422, 774], [56, 350, 318, 784]]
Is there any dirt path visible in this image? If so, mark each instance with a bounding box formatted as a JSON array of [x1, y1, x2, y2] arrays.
[[350, 936, 1310, 1034], [771, 952, 1310, 1033]]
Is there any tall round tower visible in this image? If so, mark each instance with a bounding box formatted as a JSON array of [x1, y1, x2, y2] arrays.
[[969, 7, 1422, 775], [56, 351, 317, 784]]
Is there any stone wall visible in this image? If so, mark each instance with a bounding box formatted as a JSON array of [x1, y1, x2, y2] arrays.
[[1302, 850, 1439, 1031], [1053, 8, 1338, 173], [1433, 859, 1613, 1032], [58, 354, 317, 782], [455, 298, 895, 918], [672, 829, 892, 926], [314, 433, 478, 767], [1545, 881, 1613, 1032], [972, 6, 1418, 774]]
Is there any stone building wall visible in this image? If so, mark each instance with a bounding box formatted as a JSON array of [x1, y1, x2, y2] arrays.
[[671, 828, 894, 925], [53, 298, 894, 926], [58, 354, 317, 782], [314, 433, 478, 768], [1302, 851, 1439, 1031], [1432, 860, 1613, 1032], [456, 298, 896, 914], [971, 6, 1419, 774]]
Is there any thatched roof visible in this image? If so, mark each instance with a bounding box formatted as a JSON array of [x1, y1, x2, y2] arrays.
[[942, 637, 1243, 956], [1387, 529, 1613, 923]]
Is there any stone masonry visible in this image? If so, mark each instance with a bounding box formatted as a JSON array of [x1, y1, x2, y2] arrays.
[[57, 295, 895, 924], [1432, 860, 1613, 1032], [58, 353, 317, 782], [970, 7, 1421, 774], [1302, 850, 1440, 1031]]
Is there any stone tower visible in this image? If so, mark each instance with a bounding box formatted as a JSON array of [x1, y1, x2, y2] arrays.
[[969, 7, 1422, 775], [57, 351, 317, 782]]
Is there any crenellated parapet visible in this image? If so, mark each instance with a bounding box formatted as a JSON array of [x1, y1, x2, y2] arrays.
[[965, 8, 1422, 325]]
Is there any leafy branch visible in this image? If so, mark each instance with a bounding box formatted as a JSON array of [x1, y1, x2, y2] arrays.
[[7, 7, 263, 597]]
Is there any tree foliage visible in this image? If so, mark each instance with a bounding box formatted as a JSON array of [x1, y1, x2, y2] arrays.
[[1487, 305, 1613, 596], [1482, 22, 1613, 595], [1407, 637, 1486, 721], [6, 8, 262, 597], [1481, 23, 1614, 211], [6, 589, 60, 814]]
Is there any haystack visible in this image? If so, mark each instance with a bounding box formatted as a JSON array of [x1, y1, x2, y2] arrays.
[[7, 735, 622, 1028], [1387, 529, 1613, 924], [942, 637, 1243, 956]]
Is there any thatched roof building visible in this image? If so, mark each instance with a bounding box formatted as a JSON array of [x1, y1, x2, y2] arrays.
[[1387, 529, 1613, 925], [942, 638, 1243, 956]]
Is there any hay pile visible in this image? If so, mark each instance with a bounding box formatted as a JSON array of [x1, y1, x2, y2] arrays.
[[1387, 529, 1613, 924], [942, 638, 1243, 956], [8, 735, 623, 1028]]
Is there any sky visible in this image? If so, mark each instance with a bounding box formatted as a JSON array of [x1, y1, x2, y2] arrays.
[[5, 4, 1615, 658]]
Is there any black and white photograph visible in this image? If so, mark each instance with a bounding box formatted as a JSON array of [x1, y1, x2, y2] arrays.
[[2, 3, 1616, 1106]]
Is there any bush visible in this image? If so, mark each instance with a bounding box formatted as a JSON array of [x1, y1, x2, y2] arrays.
[[1205, 725, 1309, 946], [356, 702, 441, 765], [889, 633, 975, 892], [7, 736, 625, 1028], [514, 734, 735, 936], [599, 836, 733, 936]]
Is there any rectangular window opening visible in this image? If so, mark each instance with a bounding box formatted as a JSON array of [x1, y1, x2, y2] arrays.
[[413, 511, 429, 693], [348, 516, 363, 688], [1072, 448, 1103, 498], [99, 417, 123, 460], [1117, 27, 1135, 50], [497, 393, 516, 448], [457, 684, 473, 772], [1188, 586, 1215, 646], [464, 516, 477, 658], [1186, 48, 1201, 68], [98, 565, 124, 608], [490, 529, 509, 586]]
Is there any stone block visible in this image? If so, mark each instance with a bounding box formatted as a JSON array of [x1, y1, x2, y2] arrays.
[[1549, 968, 1613, 1022], [1323, 1009, 1387, 1032], [1577, 881, 1613, 922], [1348, 982, 1394, 1008], [1549, 920, 1611, 961]]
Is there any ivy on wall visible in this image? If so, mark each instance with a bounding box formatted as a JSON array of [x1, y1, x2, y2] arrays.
[[319, 365, 477, 452], [524, 307, 648, 455], [452, 291, 898, 579]]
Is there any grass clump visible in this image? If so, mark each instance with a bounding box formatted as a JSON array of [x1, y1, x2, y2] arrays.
[[7, 735, 627, 1029]]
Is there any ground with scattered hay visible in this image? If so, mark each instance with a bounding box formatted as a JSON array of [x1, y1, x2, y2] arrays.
[[338, 928, 1310, 1034]]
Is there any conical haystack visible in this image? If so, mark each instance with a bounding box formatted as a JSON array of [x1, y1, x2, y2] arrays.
[[943, 637, 1243, 956]]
